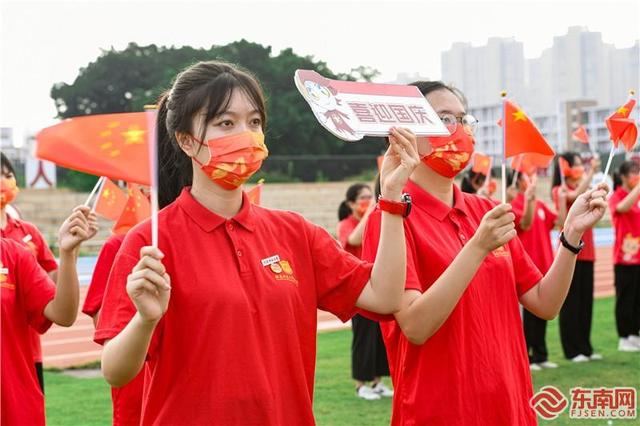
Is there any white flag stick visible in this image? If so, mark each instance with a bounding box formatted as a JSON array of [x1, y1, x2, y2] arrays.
[[145, 106, 159, 248], [84, 176, 104, 207], [500, 91, 507, 203]]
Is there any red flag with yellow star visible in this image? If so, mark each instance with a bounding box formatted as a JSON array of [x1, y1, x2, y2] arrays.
[[605, 99, 637, 151], [112, 184, 151, 235], [511, 153, 553, 175], [472, 153, 492, 176], [571, 125, 590, 145], [94, 178, 127, 221], [35, 112, 151, 184], [502, 100, 555, 158]]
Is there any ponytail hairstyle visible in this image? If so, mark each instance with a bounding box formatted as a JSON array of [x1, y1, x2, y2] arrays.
[[156, 60, 267, 208], [1, 152, 16, 177], [552, 151, 579, 189], [613, 160, 640, 190], [460, 170, 486, 194], [338, 183, 370, 221]]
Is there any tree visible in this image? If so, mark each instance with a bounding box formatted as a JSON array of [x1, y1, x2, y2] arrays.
[[50, 40, 384, 185]]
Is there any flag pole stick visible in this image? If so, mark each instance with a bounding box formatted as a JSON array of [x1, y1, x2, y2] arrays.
[[601, 145, 616, 180], [145, 105, 159, 248], [501, 91, 507, 203], [84, 176, 104, 207], [91, 177, 107, 213], [510, 154, 522, 187]]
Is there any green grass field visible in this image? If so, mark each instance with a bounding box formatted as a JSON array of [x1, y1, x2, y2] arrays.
[[45, 297, 639, 425]]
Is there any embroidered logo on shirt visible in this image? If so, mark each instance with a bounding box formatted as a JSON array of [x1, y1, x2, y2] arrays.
[[491, 245, 511, 258], [622, 233, 640, 262], [0, 264, 14, 290], [266, 259, 298, 285]]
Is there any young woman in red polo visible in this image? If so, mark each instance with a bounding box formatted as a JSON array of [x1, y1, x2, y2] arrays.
[[1, 152, 60, 392], [552, 152, 603, 362], [609, 160, 640, 352], [96, 60, 419, 425], [337, 183, 393, 400], [1, 206, 96, 426], [509, 171, 566, 371], [361, 81, 608, 426]]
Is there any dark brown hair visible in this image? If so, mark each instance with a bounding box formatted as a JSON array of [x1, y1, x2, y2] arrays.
[[157, 60, 267, 208]]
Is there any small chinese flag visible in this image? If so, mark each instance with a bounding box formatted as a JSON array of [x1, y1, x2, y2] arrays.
[[511, 153, 554, 175], [572, 125, 590, 145], [502, 100, 555, 158], [558, 157, 572, 177], [472, 153, 492, 176], [246, 179, 264, 205], [36, 112, 151, 184], [112, 184, 151, 236], [94, 178, 127, 221], [605, 99, 638, 151]]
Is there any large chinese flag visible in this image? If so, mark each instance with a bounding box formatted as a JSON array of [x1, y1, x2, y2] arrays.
[[511, 153, 553, 175], [472, 153, 492, 176], [605, 99, 638, 151], [36, 112, 151, 185], [572, 125, 590, 145], [502, 100, 555, 158], [94, 178, 127, 221], [112, 185, 151, 235]]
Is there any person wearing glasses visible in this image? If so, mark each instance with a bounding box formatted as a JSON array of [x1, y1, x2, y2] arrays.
[[362, 81, 609, 425]]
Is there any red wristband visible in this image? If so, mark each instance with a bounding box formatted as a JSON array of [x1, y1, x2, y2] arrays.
[[377, 194, 412, 217]]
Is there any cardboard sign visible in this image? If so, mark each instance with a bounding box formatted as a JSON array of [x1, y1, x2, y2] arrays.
[[295, 70, 449, 141]]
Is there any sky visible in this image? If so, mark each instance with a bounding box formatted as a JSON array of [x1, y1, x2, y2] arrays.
[[1, 0, 639, 140]]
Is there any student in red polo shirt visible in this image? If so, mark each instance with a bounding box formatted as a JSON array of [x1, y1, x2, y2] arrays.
[[337, 183, 393, 400], [1, 152, 58, 391], [552, 152, 603, 362], [83, 233, 146, 425], [96, 60, 419, 425], [609, 160, 640, 352], [361, 81, 608, 426], [1, 206, 95, 426], [509, 170, 566, 371]]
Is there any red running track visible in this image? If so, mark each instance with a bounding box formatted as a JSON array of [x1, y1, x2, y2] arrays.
[[42, 246, 616, 369]]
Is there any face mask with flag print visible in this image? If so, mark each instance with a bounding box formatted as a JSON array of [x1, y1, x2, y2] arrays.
[[0, 177, 19, 208], [628, 174, 640, 190], [421, 125, 475, 178], [193, 131, 269, 190], [559, 157, 584, 181], [355, 198, 372, 216]]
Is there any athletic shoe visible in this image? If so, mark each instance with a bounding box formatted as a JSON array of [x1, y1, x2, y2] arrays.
[[618, 338, 640, 352], [372, 382, 394, 397], [539, 361, 558, 369], [356, 385, 381, 400], [589, 353, 603, 360], [570, 354, 590, 362], [627, 335, 640, 348], [529, 363, 542, 371]]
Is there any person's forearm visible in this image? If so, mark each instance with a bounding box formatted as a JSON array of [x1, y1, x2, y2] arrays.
[[102, 313, 157, 387], [520, 198, 535, 230], [524, 227, 581, 319], [616, 187, 640, 213], [346, 216, 368, 246], [44, 249, 79, 326], [397, 243, 486, 345], [366, 209, 406, 313]]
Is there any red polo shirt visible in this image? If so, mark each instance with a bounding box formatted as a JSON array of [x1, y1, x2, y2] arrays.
[[82, 234, 125, 317], [552, 185, 596, 262], [362, 181, 542, 426], [95, 188, 373, 425], [337, 215, 362, 259], [608, 187, 640, 265], [82, 233, 144, 426], [1, 238, 56, 426], [1, 215, 57, 365], [511, 193, 557, 274]]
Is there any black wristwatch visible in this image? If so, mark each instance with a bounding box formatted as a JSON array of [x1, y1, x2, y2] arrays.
[[559, 231, 584, 255]]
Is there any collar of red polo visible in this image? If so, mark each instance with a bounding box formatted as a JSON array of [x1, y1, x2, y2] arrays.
[[404, 179, 469, 222], [177, 187, 255, 233]]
